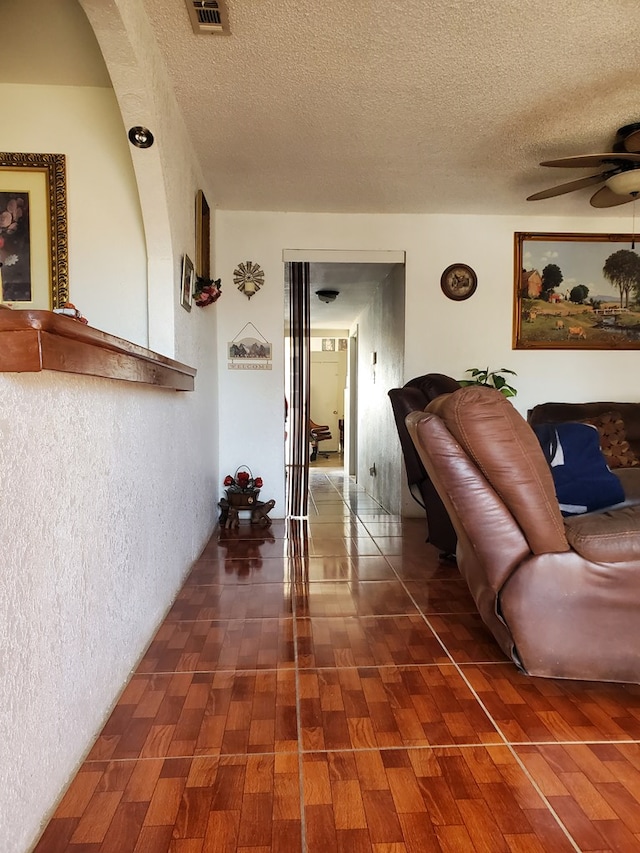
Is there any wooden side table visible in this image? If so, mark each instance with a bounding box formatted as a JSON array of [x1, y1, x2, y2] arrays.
[[218, 497, 275, 529]]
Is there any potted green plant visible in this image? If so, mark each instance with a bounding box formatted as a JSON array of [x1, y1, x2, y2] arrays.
[[459, 367, 517, 397]]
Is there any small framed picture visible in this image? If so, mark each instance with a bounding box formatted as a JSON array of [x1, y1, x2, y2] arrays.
[[322, 338, 335, 351], [181, 254, 194, 311]]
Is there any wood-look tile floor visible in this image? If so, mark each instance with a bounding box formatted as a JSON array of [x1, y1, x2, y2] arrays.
[[32, 467, 640, 852]]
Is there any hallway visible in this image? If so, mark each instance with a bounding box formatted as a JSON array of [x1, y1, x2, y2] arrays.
[[33, 466, 640, 852]]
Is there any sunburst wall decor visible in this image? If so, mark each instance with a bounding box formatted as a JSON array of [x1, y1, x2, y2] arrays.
[[233, 261, 264, 299]]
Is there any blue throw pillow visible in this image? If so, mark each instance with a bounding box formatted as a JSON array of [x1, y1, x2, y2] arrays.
[[533, 422, 625, 516]]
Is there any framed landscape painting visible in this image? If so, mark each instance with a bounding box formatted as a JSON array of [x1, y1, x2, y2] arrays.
[[514, 232, 640, 350]]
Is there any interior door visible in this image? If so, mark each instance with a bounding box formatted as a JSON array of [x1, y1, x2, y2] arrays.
[[348, 331, 358, 476], [310, 353, 342, 452]]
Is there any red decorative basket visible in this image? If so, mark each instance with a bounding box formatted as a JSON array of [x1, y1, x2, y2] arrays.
[[225, 466, 261, 507]]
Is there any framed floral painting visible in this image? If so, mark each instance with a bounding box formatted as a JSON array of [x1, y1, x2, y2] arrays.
[[0, 152, 68, 308]]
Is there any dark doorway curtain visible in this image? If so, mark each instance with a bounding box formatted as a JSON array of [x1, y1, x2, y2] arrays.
[[286, 261, 310, 517]]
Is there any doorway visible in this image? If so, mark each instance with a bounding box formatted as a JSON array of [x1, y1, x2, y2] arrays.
[[309, 337, 347, 460], [284, 250, 406, 518]]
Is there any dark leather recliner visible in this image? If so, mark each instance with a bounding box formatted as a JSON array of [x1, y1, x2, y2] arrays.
[[388, 373, 461, 556]]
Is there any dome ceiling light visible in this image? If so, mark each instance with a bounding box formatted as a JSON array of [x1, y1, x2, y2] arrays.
[[316, 289, 339, 303]]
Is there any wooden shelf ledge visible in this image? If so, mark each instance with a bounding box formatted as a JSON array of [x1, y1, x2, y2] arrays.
[[0, 310, 196, 390]]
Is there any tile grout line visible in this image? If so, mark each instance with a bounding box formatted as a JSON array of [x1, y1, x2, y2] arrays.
[[136, 659, 514, 677], [81, 735, 640, 766]]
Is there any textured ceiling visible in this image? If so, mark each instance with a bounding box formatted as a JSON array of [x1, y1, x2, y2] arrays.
[[6, 0, 640, 219], [141, 0, 640, 217]]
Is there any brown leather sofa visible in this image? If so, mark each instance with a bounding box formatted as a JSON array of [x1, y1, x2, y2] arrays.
[[406, 385, 640, 683], [388, 373, 461, 557]]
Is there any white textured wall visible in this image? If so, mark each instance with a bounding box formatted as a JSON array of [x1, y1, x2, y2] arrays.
[[0, 371, 218, 853], [355, 265, 405, 513], [215, 210, 640, 516]]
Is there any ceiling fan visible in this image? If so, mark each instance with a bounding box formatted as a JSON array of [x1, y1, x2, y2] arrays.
[[527, 122, 640, 207]]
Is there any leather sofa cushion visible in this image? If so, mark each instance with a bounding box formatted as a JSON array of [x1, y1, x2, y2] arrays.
[[564, 505, 640, 562], [614, 467, 640, 504], [427, 386, 569, 555]]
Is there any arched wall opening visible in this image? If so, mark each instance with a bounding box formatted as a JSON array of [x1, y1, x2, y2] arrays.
[[79, 0, 177, 355]]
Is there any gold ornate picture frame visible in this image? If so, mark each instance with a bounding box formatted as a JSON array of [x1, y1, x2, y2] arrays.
[[195, 190, 210, 279], [514, 232, 640, 350], [0, 152, 68, 308]]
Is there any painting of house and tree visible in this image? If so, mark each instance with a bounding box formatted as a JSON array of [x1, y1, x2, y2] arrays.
[[514, 232, 640, 349]]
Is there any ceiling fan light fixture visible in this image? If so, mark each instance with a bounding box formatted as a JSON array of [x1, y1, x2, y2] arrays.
[[605, 170, 640, 197], [316, 289, 339, 303]]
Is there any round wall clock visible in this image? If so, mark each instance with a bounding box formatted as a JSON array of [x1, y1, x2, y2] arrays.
[[440, 264, 477, 301]]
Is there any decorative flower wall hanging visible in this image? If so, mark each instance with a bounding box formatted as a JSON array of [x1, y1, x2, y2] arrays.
[[193, 276, 222, 307], [234, 261, 264, 299]]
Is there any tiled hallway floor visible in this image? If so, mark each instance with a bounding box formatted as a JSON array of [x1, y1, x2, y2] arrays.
[[33, 467, 640, 852]]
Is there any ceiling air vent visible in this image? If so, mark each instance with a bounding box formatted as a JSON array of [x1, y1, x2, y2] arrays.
[[185, 0, 230, 35]]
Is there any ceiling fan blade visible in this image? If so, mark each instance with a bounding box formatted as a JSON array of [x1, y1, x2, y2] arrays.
[[541, 153, 640, 168], [623, 129, 640, 153], [590, 185, 638, 208], [527, 173, 610, 201]]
